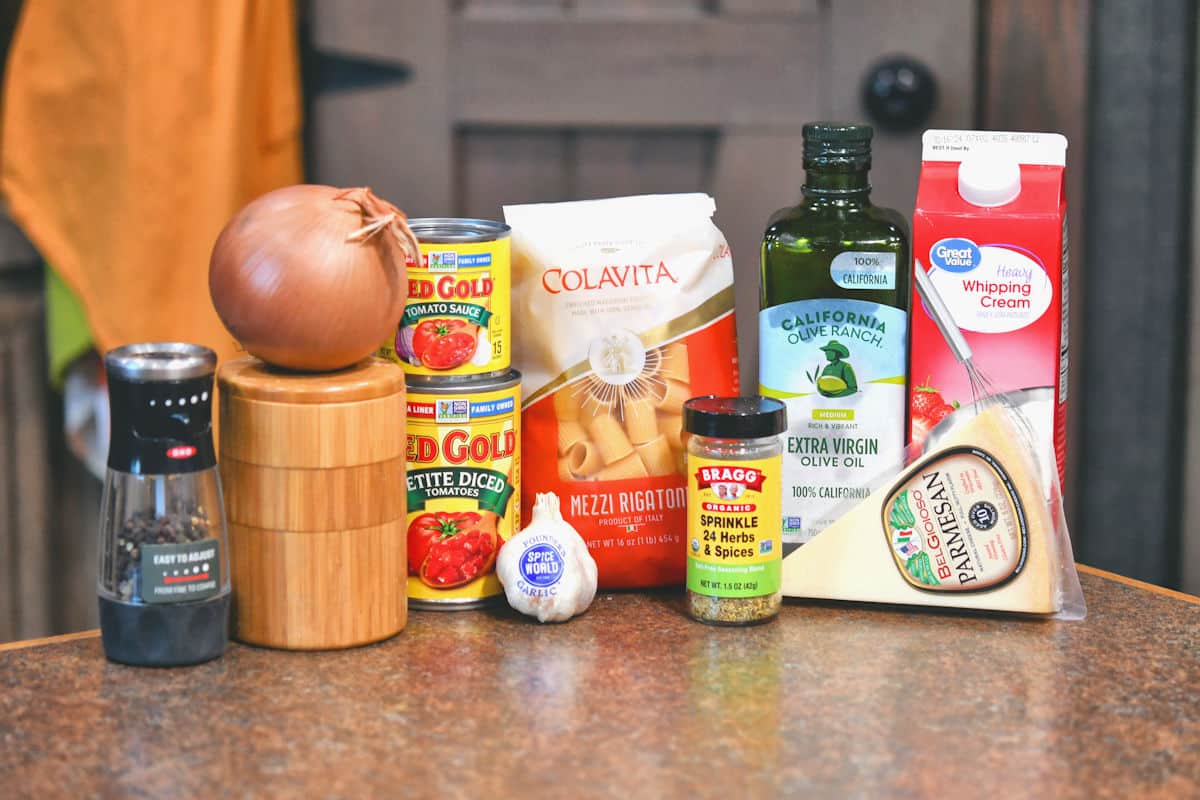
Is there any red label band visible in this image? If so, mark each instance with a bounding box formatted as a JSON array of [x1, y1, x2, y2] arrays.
[[406, 402, 437, 419]]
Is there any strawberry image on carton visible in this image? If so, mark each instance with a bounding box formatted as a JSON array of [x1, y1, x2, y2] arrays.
[[909, 130, 1068, 491]]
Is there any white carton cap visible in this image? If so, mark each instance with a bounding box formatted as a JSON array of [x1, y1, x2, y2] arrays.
[[957, 157, 1021, 207]]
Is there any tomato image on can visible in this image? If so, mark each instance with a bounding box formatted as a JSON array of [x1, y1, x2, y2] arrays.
[[405, 372, 521, 608], [382, 218, 511, 381], [408, 511, 500, 589], [410, 318, 478, 371]]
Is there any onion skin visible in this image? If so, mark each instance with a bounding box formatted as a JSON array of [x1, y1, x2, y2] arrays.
[[208, 184, 420, 372]]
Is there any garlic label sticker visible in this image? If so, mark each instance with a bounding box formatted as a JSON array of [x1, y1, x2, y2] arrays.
[[883, 448, 1027, 592], [516, 536, 568, 598]]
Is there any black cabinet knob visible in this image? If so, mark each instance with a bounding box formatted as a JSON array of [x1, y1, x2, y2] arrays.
[[861, 57, 938, 133]]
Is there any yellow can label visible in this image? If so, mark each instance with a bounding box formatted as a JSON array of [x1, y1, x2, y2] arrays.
[[381, 237, 511, 377], [405, 383, 521, 603], [686, 454, 782, 598]]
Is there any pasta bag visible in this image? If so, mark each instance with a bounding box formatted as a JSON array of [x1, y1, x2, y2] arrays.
[[505, 194, 739, 588]]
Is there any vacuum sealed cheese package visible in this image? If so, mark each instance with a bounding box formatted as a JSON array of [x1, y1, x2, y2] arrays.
[[781, 400, 1086, 619], [505, 194, 739, 588]]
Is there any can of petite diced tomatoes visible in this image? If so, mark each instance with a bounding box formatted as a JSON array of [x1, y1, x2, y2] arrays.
[[381, 218, 511, 381], [405, 371, 521, 609]]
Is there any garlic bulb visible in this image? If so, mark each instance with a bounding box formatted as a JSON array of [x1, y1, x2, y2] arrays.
[[496, 492, 598, 623]]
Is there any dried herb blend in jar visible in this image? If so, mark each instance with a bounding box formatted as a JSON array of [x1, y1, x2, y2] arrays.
[[683, 396, 787, 625]]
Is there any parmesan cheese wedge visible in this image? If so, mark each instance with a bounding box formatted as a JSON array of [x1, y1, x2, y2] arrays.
[[781, 407, 1059, 614]]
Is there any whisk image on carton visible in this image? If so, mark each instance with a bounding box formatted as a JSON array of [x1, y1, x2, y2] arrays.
[[914, 262, 1039, 457]]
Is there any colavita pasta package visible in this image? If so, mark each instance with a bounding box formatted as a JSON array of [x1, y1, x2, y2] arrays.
[[504, 194, 739, 588]]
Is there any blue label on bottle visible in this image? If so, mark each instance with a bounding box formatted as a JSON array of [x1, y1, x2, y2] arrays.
[[830, 251, 897, 290]]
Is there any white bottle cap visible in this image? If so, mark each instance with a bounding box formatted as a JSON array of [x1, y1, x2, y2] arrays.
[[957, 157, 1022, 207]]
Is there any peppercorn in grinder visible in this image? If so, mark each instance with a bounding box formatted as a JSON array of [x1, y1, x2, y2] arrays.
[[98, 343, 230, 666]]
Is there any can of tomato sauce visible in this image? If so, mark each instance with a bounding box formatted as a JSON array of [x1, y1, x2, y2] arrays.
[[405, 370, 521, 609], [381, 218, 511, 381]]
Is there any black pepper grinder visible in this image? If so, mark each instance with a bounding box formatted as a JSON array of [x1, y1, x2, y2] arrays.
[[98, 343, 230, 666]]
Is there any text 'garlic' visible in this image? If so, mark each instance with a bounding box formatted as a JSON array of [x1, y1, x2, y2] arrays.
[[496, 492, 598, 623]]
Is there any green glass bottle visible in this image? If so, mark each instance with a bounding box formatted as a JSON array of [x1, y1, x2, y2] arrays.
[[758, 122, 909, 548]]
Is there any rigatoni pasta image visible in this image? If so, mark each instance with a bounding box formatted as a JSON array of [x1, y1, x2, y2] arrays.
[[505, 194, 739, 589], [555, 341, 693, 481]]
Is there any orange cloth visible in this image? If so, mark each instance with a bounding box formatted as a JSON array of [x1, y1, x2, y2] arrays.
[[0, 0, 303, 362]]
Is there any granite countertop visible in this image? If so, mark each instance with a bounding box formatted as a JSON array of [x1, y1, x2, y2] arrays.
[[1, 566, 1198, 797]]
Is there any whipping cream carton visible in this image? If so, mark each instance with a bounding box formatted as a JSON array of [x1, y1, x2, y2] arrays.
[[909, 130, 1068, 489]]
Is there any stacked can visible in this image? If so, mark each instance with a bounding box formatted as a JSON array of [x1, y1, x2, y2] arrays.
[[381, 219, 521, 610]]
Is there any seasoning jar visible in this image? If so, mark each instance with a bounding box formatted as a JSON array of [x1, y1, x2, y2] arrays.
[[683, 396, 787, 625]]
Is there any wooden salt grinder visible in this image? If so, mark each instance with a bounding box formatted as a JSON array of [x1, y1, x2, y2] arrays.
[[217, 356, 407, 649]]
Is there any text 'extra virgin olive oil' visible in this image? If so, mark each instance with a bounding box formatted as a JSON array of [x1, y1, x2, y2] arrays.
[[759, 123, 910, 548]]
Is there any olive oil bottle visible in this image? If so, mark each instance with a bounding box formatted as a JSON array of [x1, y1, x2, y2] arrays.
[[759, 123, 909, 547]]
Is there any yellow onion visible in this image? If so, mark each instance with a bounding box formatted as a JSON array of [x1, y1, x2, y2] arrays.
[[209, 184, 420, 371]]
